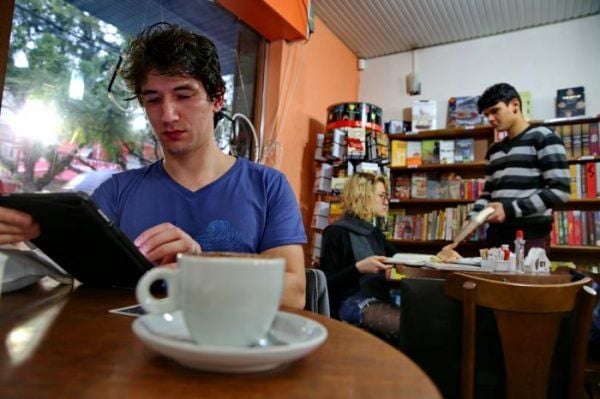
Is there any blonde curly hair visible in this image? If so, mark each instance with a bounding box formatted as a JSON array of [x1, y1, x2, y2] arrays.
[[341, 172, 388, 222]]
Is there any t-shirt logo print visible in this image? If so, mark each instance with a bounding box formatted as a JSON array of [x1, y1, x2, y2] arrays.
[[196, 220, 244, 252]]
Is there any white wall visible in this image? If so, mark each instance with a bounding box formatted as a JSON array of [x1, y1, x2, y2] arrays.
[[359, 14, 600, 127]]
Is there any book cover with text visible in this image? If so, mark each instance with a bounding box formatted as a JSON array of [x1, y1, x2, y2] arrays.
[[556, 86, 585, 118], [390, 140, 407, 167], [406, 141, 423, 167], [421, 139, 440, 164], [454, 138, 475, 163], [439, 140, 455, 164], [412, 100, 436, 132], [447, 96, 483, 127]]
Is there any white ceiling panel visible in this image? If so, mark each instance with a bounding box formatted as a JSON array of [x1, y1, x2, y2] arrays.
[[313, 0, 600, 58]]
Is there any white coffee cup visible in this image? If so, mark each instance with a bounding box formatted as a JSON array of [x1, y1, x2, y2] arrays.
[[136, 252, 285, 347]]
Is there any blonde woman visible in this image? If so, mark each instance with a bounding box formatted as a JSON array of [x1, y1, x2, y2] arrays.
[[320, 172, 400, 342]]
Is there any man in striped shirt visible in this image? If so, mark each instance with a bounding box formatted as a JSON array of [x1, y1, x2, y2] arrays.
[[471, 83, 570, 252]]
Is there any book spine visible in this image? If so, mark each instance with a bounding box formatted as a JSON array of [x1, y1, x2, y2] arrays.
[[585, 162, 597, 199], [551, 211, 559, 245], [575, 164, 583, 199], [582, 123, 590, 156], [597, 161, 600, 198], [567, 211, 575, 245], [573, 210, 582, 246], [596, 211, 600, 246], [572, 124, 583, 158], [562, 125, 573, 158], [569, 164, 577, 199], [590, 122, 600, 156]]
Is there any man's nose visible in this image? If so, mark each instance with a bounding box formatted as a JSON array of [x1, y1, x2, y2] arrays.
[[161, 98, 178, 123]]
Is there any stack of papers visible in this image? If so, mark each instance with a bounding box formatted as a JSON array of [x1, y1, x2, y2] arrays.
[[423, 262, 491, 272], [386, 253, 434, 266]]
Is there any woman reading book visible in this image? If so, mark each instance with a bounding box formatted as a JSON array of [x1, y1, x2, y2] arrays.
[[320, 172, 400, 343]]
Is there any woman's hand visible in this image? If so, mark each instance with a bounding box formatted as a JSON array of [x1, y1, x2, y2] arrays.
[[134, 223, 201, 266], [436, 244, 462, 262], [355, 255, 392, 274]]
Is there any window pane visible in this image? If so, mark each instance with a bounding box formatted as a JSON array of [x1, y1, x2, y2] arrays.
[[0, 0, 260, 193]]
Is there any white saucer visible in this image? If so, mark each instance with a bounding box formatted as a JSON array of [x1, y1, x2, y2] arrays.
[[132, 310, 328, 373]]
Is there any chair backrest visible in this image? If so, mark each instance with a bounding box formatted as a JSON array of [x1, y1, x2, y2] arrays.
[[304, 268, 330, 317], [444, 272, 596, 399]]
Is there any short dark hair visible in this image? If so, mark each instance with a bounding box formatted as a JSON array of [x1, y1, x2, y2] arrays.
[[120, 22, 226, 103], [477, 83, 521, 113]]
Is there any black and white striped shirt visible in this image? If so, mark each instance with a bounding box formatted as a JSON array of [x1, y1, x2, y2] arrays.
[[472, 125, 570, 240]]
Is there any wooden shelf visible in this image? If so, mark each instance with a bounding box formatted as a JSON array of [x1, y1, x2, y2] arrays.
[[530, 115, 600, 127], [555, 198, 600, 210], [564, 198, 600, 204], [390, 161, 486, 172], [388, 238, 600, 255], [567, 155, 600, 164], [389, 198, 474, 206], [388, 125, 493, 141], [550, 245, 600, 253]]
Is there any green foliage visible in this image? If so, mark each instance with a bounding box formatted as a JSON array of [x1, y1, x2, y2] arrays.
[[3, 0, 153, 190]]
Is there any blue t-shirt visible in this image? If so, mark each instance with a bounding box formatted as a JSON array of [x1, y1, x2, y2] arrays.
[[91, 157, 306, 253]]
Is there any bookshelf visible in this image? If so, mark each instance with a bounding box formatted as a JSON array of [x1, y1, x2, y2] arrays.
[[386, 116, 600, 269], [310, 102, 387, 264], [386, 125, 494, 255]]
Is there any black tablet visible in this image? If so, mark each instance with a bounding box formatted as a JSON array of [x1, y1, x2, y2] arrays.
[[0, 192, 153, 287]]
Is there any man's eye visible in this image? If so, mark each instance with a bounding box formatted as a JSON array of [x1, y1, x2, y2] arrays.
[[143, 97, 160, 104], [177, 93, 194, 100]]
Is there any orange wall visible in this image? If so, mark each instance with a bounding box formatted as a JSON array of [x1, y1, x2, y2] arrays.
[[263, 17, 359, 255]]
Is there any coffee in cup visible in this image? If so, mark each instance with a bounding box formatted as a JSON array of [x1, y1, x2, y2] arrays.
[[136, 252, 285, 347]]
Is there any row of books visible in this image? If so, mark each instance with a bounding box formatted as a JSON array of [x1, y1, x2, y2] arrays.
[[554, 121, 599, 158], [390, 138, 476, 167], [569, 161, 599, 199], [551, 210, 600, 246], [382, 205, 486, 242], [312, 209, 600, 255], [392, 172, 485, 200]]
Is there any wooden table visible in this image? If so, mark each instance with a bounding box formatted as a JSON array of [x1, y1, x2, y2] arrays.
[[0, 280, 441, 399], [387, 264, 573, 283]]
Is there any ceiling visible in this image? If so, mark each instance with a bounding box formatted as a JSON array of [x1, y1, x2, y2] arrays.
[[313, 0, 600, 59]]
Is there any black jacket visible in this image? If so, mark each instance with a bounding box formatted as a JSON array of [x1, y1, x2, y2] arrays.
[[320, 215, 397, 318]]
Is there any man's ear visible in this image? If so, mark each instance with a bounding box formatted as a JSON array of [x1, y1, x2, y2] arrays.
[[509, 98, 521, 114], [212, 96, 224, 113]]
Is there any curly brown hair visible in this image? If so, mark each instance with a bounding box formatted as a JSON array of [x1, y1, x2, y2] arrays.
[[120, 22, 226, 103]]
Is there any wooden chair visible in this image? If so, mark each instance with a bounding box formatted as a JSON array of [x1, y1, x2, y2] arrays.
[[444, 272, 596, 399]]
